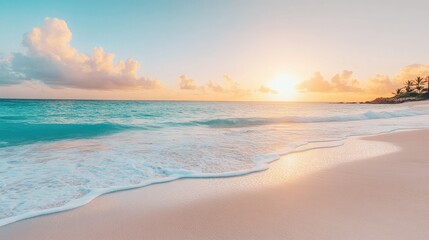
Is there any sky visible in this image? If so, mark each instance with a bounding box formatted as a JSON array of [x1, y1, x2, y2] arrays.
[[1, 0, 429, 101]]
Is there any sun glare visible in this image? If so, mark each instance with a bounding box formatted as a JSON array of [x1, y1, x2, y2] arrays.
[[267, 74, 299, 101]]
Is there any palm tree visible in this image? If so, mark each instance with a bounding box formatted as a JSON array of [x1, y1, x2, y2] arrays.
[[393, 88, 403, 96], [426, 76, 429, 96], [413, 76, 425, 94], [404, 80, 414, 93]]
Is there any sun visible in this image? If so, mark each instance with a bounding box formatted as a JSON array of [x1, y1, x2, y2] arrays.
[[266, 74, 299, 100]]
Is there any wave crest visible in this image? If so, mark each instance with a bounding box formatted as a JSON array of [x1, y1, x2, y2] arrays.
[[191, 109, 429, 128]]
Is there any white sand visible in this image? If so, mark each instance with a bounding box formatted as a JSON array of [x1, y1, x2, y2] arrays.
[[1, 129, 429, 239]]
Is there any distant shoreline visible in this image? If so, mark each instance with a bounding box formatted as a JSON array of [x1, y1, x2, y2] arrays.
[[363, 76, 429, 104], [364, 94, 429, 104], [365, 96, 429, 104], [338, 96, 429, 104]]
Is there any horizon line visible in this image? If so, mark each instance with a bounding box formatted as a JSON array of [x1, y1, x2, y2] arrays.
[[0, 97, 341, 104]]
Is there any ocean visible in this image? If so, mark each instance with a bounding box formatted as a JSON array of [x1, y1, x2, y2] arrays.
[[1, 99, 429, 226]]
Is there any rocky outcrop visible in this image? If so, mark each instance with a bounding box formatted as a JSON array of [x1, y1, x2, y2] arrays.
[[365, 97, 424, 104]]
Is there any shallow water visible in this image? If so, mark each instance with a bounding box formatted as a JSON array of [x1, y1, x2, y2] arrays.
[[1, 100, 429, 226]]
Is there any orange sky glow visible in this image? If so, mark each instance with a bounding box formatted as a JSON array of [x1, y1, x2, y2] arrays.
[[2, 1, 429, 102]]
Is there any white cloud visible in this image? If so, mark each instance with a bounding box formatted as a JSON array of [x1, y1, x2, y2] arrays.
[[0, 18, 160, 90]]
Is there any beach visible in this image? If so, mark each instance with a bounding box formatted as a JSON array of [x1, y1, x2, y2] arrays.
[[1, 129, 429, 240]]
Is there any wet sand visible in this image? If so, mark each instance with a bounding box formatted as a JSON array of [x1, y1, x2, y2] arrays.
[[1, 130, 429, 240]]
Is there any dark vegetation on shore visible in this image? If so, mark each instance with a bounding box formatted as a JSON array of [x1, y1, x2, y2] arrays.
[[366, 76, 429, 104]]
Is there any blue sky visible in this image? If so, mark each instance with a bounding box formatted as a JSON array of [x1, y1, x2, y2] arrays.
[[1, 0, 429, 101]]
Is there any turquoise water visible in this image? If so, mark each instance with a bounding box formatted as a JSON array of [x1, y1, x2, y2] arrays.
[[1, 99, 429, 226]]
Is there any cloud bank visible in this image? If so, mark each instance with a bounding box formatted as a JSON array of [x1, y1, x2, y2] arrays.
[[297, 70, 362, 93], [298, 65, 429, 96], [365, 74, 396, 95], [393, 64, 429, 84], [364, 64, 429, 95], [179, 75, 250, 97], [0, 18, 160, 90], [178, 75, 203, 90]]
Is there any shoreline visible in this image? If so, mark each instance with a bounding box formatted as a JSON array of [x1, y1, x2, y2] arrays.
[[1, 129, 429, 239], [338, 98, 429, 104], [0, 126, 424, 228], [365, 97, 429, 104]]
